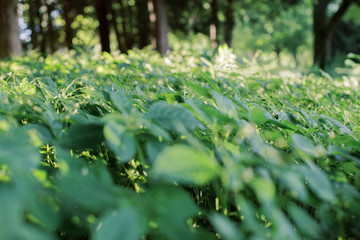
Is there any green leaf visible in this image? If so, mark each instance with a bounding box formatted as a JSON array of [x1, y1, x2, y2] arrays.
[[104, 120, 136, 162], [109, 89, 134, 114], [212, 91, 237, 118], [93, 208, 145, 240], [252, 178, 276, 203], [146, 139, 168, 164], [249, 107, 268, 125], [147, 102, 204, 133], [210, 213, 242, 240], [288, 204, 321, 239], [144, 186, 201, 240], [59, 123, 104, 150], [291, 133, 318, 157], [185, 81, 212, 98], [320, 115, 357, 140], [0, 128, 40, 171], [279, 171, 308, 202], [57, 157, 123, 214], [299, 165, 336, 202], [152, 145, 219, 185]]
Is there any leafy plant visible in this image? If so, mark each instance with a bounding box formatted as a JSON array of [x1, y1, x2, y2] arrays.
[[0, 47, 359, 239]]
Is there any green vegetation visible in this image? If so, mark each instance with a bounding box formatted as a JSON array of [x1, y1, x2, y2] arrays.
[[1, 46, 360, 239]]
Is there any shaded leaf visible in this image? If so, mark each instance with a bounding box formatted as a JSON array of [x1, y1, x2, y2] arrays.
[[104, 121, 136, 162], [59, 123, 104, 150]]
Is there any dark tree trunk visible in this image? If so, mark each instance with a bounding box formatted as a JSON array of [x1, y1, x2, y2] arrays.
[[127, 2, 135, 49], [119, 0, 133, 50], [210, 0, 219, 49], [313, 0, 354, 69], [292, 50, 298, 68], [34, 0, 46, 54], [136, 0, 151, 48], [275, 46, 281, 66], [147, 0, 157, 49], [0, 0, 22, 59], [28, 0, 39, 50], [62, 0, 74, 50], [95, 0, 111, 53], [224, 0, 235, 48], [152, 0, 170, 56], [110, 2, 127, 53], [47, 1, 56, 53]]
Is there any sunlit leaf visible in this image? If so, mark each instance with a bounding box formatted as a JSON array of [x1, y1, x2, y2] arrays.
[[152, 145, 219, 185]]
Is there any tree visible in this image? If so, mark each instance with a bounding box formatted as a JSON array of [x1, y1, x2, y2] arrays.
[[94, 0, 111, 52], [224, 0, 235, 47], [136, 0, 151, 49], [313, 0, 360, 68], [0, 0, 22, 59], [152, 0, 170, 56], [210, 0, 219, 49], [61, 0, 75, 50]]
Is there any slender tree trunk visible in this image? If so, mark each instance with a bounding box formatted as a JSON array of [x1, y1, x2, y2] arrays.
[[34, 0, 47, 54], [119, 0, 133, 50], [224, 0, 235, 48], [127, 2, 135, 49], [292, 50, 298, 68], [313, 0, 330, 69], [152, 0, 170, 56], [110, 3, 127, 53], [0, 0, 22, 59], [210, 0, 219, 49], [47, 1, 56, 53], [313, 0, 353, 69], [147, 0, 157, 49], [136, 0, 151, 48], [275, 46, 281, 66], [62, 0, 74, 50], [28, 0, 39, 50], [95, 0, 111, 53]]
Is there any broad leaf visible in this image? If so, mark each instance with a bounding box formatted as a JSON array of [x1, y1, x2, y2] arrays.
[[104, 120, 136, 162], [94, 208, 145, 240], [147, 101, 204, 132], [59, 123, 104, 150], [152, 145, 219, 185]]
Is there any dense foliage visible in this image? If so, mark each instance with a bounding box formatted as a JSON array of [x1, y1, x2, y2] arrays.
[[0, 46, 360, 239]]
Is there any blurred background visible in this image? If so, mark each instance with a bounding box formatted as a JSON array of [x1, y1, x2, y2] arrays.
[[0, 0, 359, 70]]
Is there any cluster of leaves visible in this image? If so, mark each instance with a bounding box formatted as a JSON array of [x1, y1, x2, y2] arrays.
[[0, 46, 360, 240]]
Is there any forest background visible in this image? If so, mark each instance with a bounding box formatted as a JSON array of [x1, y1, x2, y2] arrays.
[[1, 0, 360, 71]]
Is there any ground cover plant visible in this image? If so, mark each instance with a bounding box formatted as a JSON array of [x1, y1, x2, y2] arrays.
[[0, 46, 360, 240]]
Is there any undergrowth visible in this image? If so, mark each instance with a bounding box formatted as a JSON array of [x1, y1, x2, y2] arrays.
[[0, 46, 359, 240]]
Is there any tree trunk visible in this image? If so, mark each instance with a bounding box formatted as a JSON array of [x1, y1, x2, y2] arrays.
[[35, 0, 46, 54], [313, 0, 354, 69], [210, 0, 219, 49], [147, 0, 157, 49], [47, 1, 56, 53], [152, 0, 170, 56], [224, 0, 235, 48], [119, 0, 133, 50], [275, 46, 281, 66], [95, 0, 111, 53], [110, 3, 127, 53], [292, 50, 298, 68], [62, 0, 74, 50], [28, 0, 39, 50], [136, 0, 151, 49], [0, 0, 22, 59]]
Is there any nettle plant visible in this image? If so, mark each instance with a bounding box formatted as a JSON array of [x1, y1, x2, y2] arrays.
[[0, 47, 359, 240]]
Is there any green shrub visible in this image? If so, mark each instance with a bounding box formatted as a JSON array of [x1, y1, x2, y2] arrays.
[[0, 47, 359, 239]]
